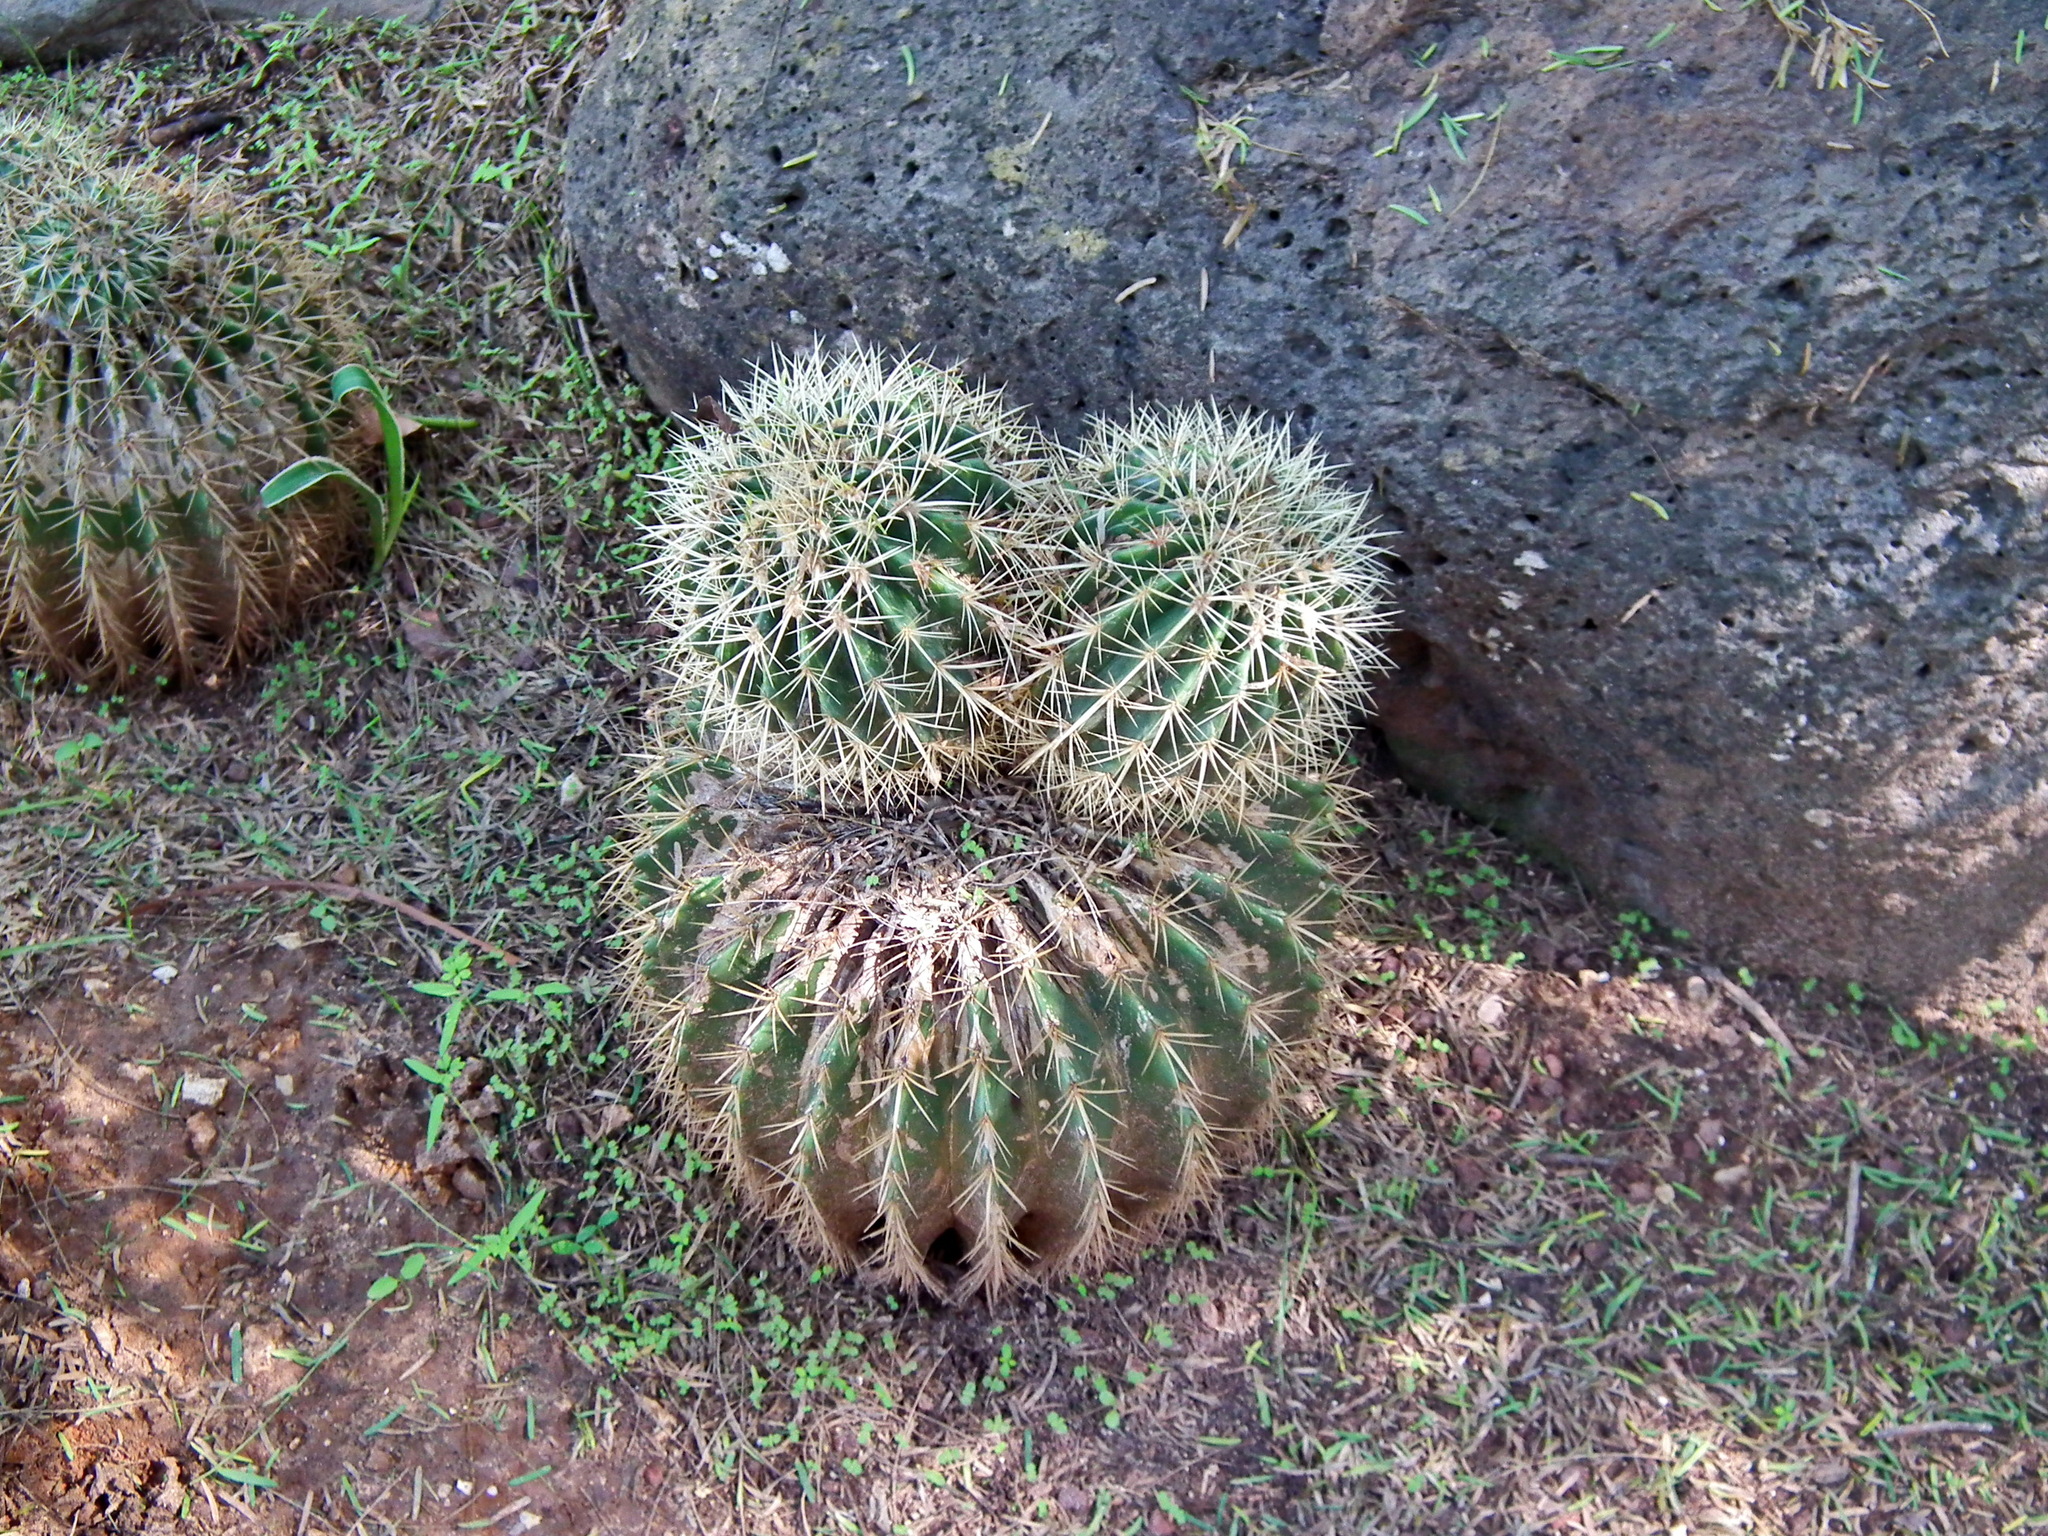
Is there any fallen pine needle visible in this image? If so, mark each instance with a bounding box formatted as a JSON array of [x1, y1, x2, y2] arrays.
[[1846, 351, 1891, 404], [1617, 590, 1660, 625], [1871, 1420, 1999, 1441]]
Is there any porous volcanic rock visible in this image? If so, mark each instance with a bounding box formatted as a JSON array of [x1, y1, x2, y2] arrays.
[[565, 0, 2048, 1004], [0, 0, 441, 64]]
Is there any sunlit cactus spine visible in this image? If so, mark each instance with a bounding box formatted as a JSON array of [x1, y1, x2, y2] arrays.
[[1026, 405, 1390, 829], [0, 114, 365, 684], [644, 345, 1059, 807], [625, 755, 1350, 1297]]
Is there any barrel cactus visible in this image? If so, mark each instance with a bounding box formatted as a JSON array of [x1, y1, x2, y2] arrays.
[[626, 756, 1350, 1296], [644, 345, 1058, 807], [0, 115, 364, 684], [1026, 405, 1389, 829]]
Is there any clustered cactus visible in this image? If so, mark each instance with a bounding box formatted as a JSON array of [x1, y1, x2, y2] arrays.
[[647, 350, 1058, 804], [626, 345, 1392, 1296], [1032, 406, 1386, 828], [0, 115, 364, 683]]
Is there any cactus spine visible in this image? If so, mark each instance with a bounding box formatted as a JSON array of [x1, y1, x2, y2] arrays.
[[1027, 405, 1388, 828], [645, 347, 1057, 806], [627, 757, 1349, 1296], [0, 115, 364, 683]]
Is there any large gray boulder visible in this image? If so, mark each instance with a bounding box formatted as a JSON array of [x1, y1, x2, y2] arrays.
[[0, 0, 441, 64], [565, 0, 2048, 1005]]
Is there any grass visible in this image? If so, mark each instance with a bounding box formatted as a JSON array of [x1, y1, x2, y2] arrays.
[[2, 4, 2046, 1533]]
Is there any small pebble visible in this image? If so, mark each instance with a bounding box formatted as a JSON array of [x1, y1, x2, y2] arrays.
[[222, 760, 251, 784], [451, 1163, 490, 1203], [185, 1112, 219, 1160], [180, 1074, 227, 1108]]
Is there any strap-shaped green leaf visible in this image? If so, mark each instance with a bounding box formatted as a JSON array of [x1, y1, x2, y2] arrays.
[[260, 456, 379, 512]]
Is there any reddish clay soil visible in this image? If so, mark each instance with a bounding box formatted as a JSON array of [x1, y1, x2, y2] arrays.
[[0, 939, 620, 1535]]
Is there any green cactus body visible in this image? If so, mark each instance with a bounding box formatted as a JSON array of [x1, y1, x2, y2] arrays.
[[1029, 405, 1391, 829], [0, 116, 363, 683], [626, 756, 1350, 1296], [645, 346, 1058, 807]]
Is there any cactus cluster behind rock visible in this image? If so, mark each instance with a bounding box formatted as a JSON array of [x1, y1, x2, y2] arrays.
[[627, 346, 1389, 1296], [0, 115, 364, 684]]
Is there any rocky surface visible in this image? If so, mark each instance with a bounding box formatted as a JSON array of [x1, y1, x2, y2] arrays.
[[0, 0, 441, 64], [565, 0, 2048, 1004]]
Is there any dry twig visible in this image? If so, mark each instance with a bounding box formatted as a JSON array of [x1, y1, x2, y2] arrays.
[[1701, 964, 1800, 1063], [131, 879, 525, 970]]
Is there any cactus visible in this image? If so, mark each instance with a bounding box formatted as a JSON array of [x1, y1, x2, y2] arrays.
[[644, 346, 1057, 807], [1026, 405, 1390, 829], [0, 116, 364, 683], [626, 756, 1349, 1296]]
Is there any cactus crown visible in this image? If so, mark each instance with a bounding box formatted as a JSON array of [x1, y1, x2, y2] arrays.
[[1028, 404, 1389, 828], [628, 757, 1350, 1297], [0, 114, 363, 683], [645, 345, 1058, 805]]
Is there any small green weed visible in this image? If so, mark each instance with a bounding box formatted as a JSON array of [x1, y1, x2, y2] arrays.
[[262, 365, 475, 569]]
